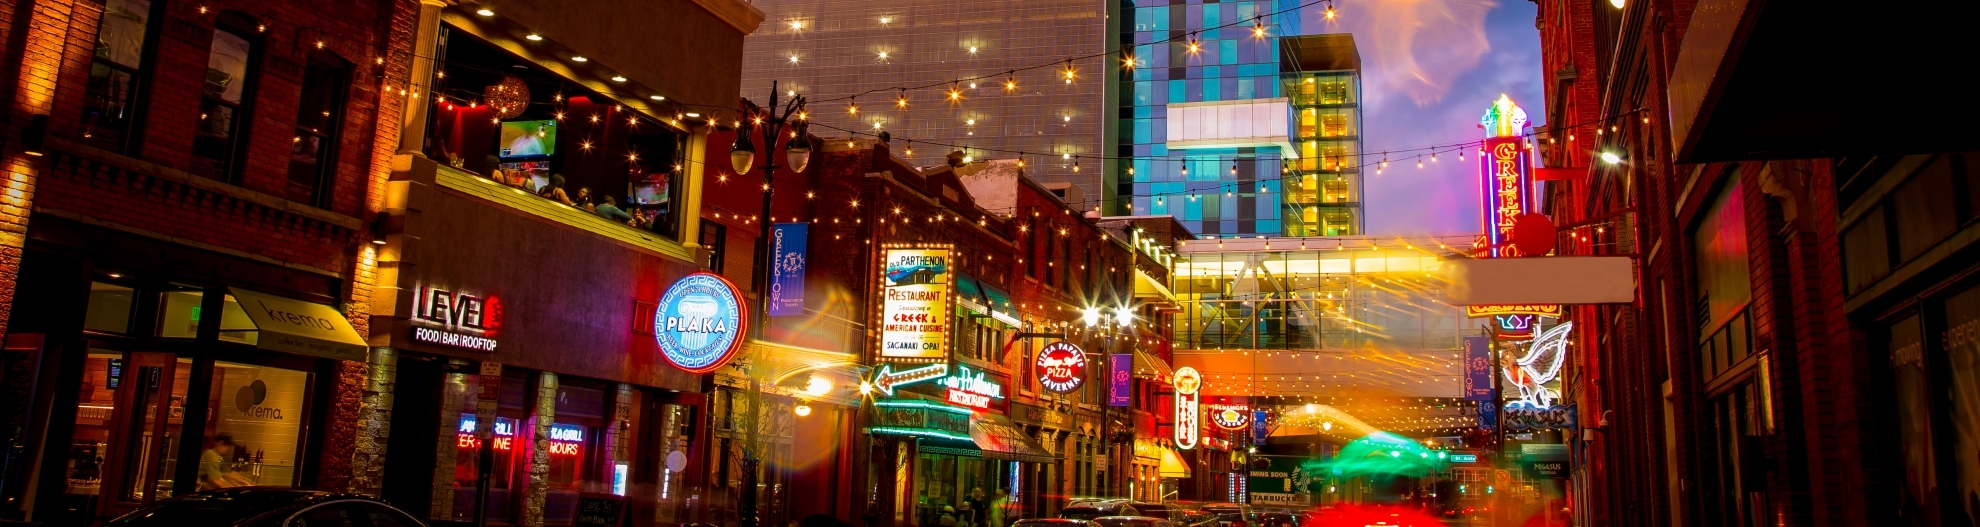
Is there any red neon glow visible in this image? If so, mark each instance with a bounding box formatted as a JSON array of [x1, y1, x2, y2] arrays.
[[457, 434, 514, 451]]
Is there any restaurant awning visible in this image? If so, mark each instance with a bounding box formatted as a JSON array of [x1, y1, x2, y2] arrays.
[[919, 437, 985, 458], [1133, 269, 1176, 306], [979, 281, 1020, 327], [954, 274, 989, 314], [1157, 447, 1192, 478], [227, 287, 369, 362], [971, 413, 1058, 463], [1133, 350, 1174, 380]]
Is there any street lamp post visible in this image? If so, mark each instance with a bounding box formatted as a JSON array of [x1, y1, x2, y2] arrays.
[[728, 81, 809, 527]]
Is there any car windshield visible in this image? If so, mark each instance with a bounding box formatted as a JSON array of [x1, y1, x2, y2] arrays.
[[1204, 510, 1246, 522], [1134, 509, 1173, 520], [1016, 522, 1075, 527], [1095, 519, 1157, 527]]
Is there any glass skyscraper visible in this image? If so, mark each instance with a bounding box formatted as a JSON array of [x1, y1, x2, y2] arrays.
[[1111, 4, 1364, 238]]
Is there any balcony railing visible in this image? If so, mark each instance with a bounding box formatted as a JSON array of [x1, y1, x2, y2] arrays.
[[435, 164, 694, 263]]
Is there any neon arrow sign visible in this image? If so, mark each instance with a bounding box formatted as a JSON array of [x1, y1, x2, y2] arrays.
[[872, 363, 950, 396]]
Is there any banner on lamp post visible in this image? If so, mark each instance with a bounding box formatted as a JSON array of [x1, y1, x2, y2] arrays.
[[768, 223, 808, 317], [1109, 353, 1132, 407], [1463, 336, 1494, 401]]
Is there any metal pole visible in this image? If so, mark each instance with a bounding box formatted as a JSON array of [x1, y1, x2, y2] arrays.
[[740, 80, 783, 527]]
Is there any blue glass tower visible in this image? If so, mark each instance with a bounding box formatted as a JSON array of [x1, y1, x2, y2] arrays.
[[1111, 3, 1363, 238]]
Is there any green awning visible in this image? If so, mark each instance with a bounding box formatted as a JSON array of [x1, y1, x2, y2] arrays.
[[954, 274, 989, 314], [979, 281, 1019, 326]]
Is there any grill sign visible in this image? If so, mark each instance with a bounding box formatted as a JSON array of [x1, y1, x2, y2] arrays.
[[1035, 341, 1086, 393], [1174, 366, 1202, 450], [1209, 404, 1251, 429]]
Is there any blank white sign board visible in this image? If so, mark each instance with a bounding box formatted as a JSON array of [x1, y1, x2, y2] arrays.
[[1443, 256, 1636, 305]]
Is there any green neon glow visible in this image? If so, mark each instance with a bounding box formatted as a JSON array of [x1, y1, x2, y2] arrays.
[[874, 401, 975, 415], [868, 427, 972, 441]]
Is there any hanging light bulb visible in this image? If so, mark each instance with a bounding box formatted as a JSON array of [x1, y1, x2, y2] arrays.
[[896, 89, 909, 109], [848, 99, 859, 116], [1325, 2, 1336, 20], [948, 84, 963, 102], [1252, 18, 1268, 38], [1417, 158, 1424, 169], [1187, 35, 1202, 55], [1073, 157, 1082, 172], [1005, 75, 1018, 92], [904, 141, 914, 157], [1063, 60, 1076, 84], [1231, 160, 1239, 175], [1181, 165, 1188, 176]]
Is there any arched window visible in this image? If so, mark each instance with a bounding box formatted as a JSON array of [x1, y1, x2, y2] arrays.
[[190, 12, 261, 182]]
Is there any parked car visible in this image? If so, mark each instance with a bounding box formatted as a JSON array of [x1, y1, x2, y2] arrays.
[[1092, 516, 1174, 527], [1254, 510, 1299, 527], [1170, 508, 1218, 527], [1015, 519, 1099, 527], [1199, 503, 1255, 527], [1060, 501, 1141, 520], [1126, 502, 1175, 521], [107, 487, 426, 527]]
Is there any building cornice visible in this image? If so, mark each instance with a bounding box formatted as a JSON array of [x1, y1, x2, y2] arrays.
[[692, 0, 765, 34]]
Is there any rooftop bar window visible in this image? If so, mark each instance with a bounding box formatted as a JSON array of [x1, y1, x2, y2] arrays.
[[424, 26, 684, 240]]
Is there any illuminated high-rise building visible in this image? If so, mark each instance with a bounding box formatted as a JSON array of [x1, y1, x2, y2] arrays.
[[1111, 4, 1364, 237]]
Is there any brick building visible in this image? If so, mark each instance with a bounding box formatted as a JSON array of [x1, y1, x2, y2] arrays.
[[0, 0, 421, 522], [700, 133, 1179, 525], [1533, 0, 1980, 526], [0, 0, 769, 527]]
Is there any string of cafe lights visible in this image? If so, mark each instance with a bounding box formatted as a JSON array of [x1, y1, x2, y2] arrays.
[[304, 0, 1655, 227], [370, 33, 1652, 233]]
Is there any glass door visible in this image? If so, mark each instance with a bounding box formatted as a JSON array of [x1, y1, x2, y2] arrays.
[[75, 351, 186, 520]]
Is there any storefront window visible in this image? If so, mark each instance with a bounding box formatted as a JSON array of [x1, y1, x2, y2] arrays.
[[450, 374, 528, 523], [154, 288, 203, 338], [1889, 314, 1939, 525], [1941, 286, 1980, 524], [84, 282, 134, 333], [424, 27, 682, 240], [197, 361, 310, 489], [544, 383, 606, 525]]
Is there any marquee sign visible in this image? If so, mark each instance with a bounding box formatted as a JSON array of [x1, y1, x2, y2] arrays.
[[1477, 94, 1533, 258], [653, 272, 748, 374], [1465, 304, 1560, 318], [1208, 404, 1251, 430], [1036, 341, 1087, 393], [1174, 366, 1202, 450], [877, 246, 952, 363], [412, 286, 499, 351], [940, 364, 1005, 410]]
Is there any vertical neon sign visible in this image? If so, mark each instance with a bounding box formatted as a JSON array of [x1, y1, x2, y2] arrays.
[[1477, 94, 1532, 257], [1173, 366, 1202, 450]]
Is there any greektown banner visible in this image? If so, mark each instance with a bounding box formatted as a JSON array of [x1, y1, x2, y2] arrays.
[[1462, 336, 1494, 401], [877, 246, 952, 363], [1109, 353, 1132, 407], [768, 223, 808, 317]]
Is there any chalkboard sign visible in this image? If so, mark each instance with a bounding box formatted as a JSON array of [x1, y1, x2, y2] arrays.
[[574, 493, 626, 527]]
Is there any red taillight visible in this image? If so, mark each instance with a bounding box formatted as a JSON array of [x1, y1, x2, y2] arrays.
[[1231, 521, 1247, 527]]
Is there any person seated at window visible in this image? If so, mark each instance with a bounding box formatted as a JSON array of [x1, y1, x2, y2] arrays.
[[572, 187, 595, 212], [484, 155, 508, 184], [538, 173, 573, 205], [596, 195, 634, 224]]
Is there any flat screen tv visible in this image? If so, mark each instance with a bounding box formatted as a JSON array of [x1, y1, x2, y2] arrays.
[[498, 120, 556, 159]]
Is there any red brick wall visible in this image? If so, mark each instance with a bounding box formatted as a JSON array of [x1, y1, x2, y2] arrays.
[[3, 0, 419, 495]]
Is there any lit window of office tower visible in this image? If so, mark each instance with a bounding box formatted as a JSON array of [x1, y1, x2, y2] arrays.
[[1111, 1, 1363, 238], [739, 0, 1110, 208]]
